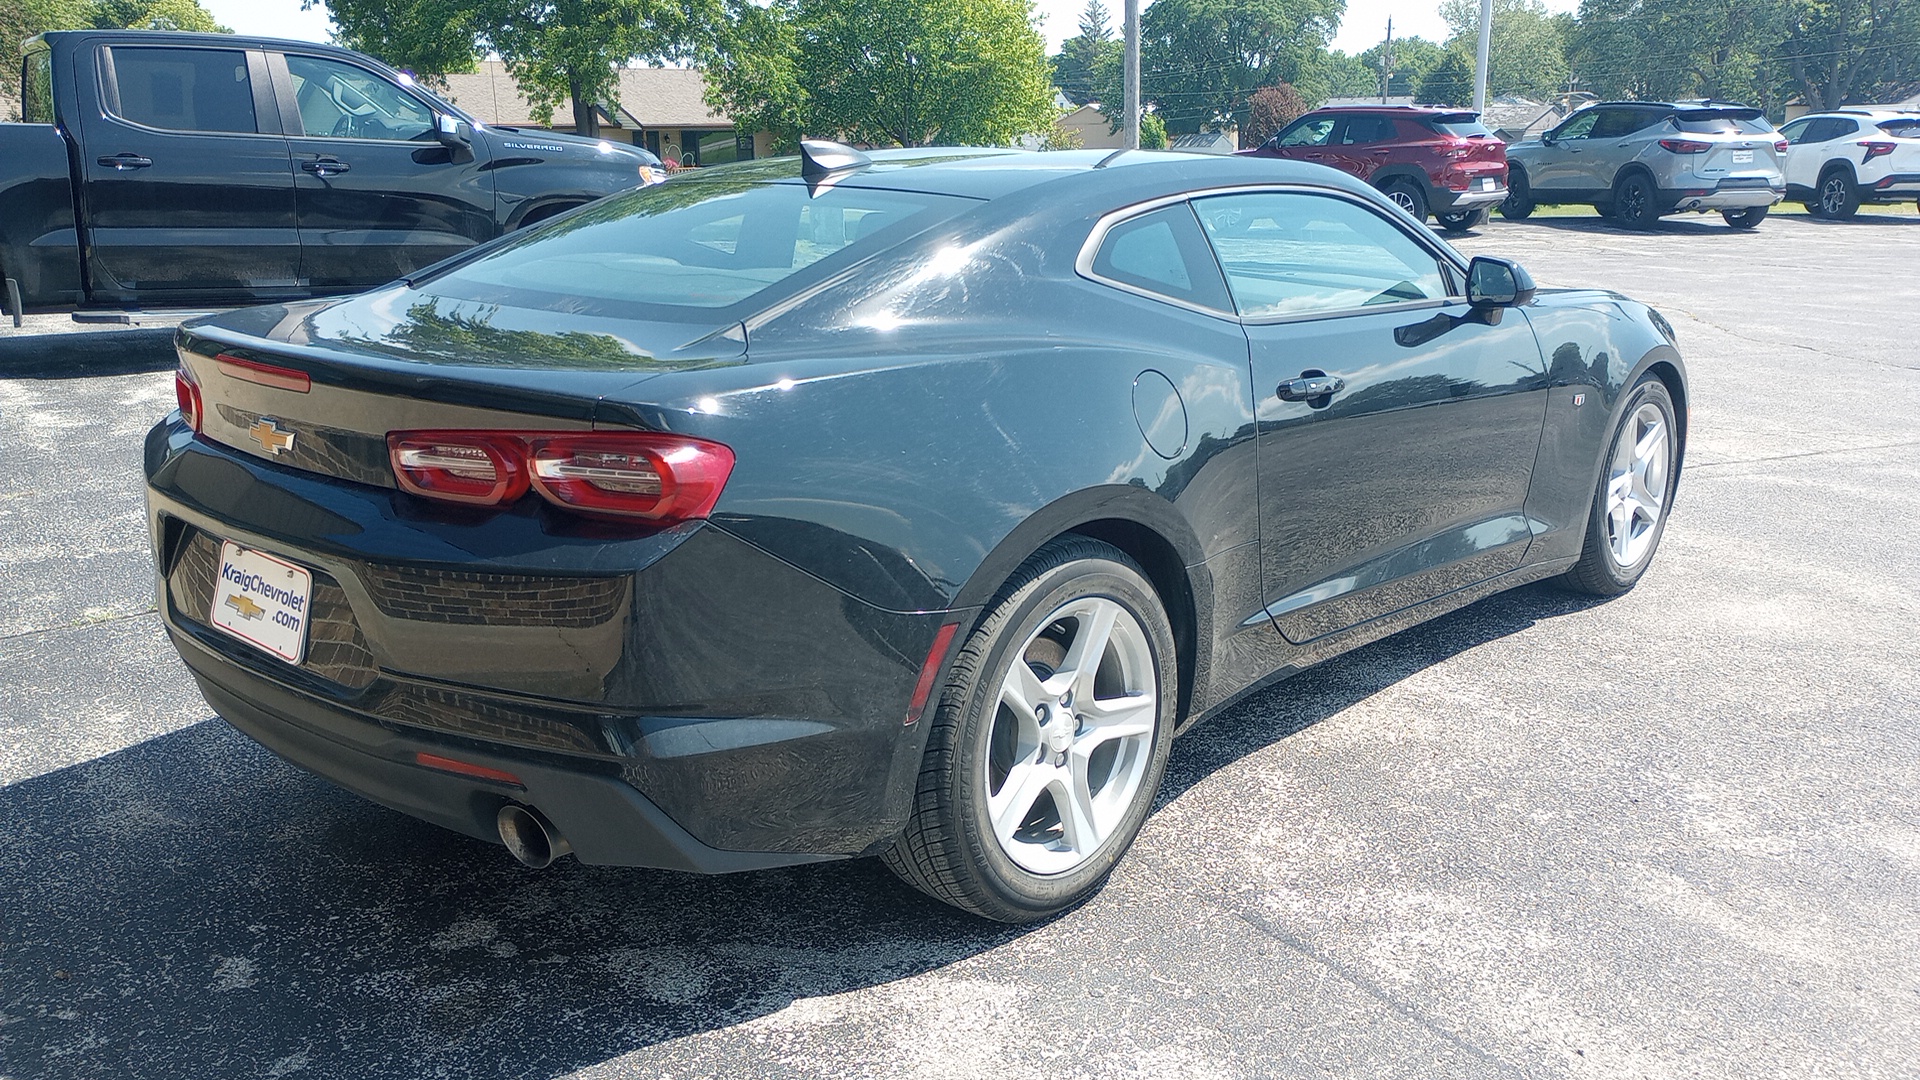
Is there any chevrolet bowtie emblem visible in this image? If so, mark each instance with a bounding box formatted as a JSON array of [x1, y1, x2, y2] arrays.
[[224, 594, 266, 620], [248, 419, 295, 455]]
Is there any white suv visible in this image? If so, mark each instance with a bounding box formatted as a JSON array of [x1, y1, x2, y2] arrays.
[[1780, 110, 1920, 219]]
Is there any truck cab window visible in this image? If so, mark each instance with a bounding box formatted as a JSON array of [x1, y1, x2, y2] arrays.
[[284, 55, 434, 142], [23, 49, 55, 124], [108, 47, 257, 133]]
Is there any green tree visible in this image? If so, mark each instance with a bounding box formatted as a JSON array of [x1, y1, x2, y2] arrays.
[[1139, 109, 1167, 148], [89, 0, 224, 30], [1778, 0, 1920, 111], [1414, 47, 1474, 104], [308, 0, 485, 79], [706, 0, 1056, 147], [1356, 34, 1444, 98], [699, 0, 806, 149], [1051, 0, 1120, 104], [1128, 0, 1344, 134], [1437, 0, 1569, 100], [1569, 0, 1784, 106]]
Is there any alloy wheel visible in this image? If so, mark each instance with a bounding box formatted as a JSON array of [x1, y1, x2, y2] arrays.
[[1605, 402, 1671, 568], [984, 596, 1158, 875], [1820, 175, 1850, 216]]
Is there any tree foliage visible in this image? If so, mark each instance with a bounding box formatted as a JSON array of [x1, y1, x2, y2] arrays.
[[1051, 0, 1120, 105], [89, 0, 223, 30], [1437, 0, 1570, 100], [1128, 0, 1344, 133], [1414, 47, 1474, 105], [704, 0, 1055, 148], [1243, 82, 1306, 146]]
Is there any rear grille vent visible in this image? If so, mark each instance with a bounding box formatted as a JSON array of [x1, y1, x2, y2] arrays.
[[361, 565, 627, 628], [212, 403, 395, 488], [168, 528, 379, 690], [369, 684, 606, 753]]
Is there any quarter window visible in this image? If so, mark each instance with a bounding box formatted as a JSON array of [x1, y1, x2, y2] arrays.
[[109, 47, 256, 134], [1089, 205, 1232, 311], [22, 48, 54, 124], [285, 55, 434, 141], [1193, 192, 1450, 319], [1340, 115, 1396, 144]]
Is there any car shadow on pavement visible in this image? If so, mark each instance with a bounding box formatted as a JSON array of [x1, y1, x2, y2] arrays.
[[0, 328, 176, 379], [0, 582, 1600, 1079]]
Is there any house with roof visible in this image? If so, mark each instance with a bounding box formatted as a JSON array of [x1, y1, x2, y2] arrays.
[[1480, 96, 1563, 142], [437, 60, 771, 167]]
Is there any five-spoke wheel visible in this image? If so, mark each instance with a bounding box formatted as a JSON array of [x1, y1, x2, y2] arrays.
[[1563, 374, 1681, 595], [884, 538, 1177, 922]]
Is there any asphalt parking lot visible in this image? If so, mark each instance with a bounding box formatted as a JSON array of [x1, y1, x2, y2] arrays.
[[3, 206, 1917, 1080]]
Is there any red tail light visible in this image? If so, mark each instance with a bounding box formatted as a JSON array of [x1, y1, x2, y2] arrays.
[[215, 352, 311, 392], [1773, 139, 1790, 154], [1657, 139, 1712, 154], [387, 430, 735, 523], [174, 363, 203, 432], [388, 432, 528, 506], [1862, 141, 1896, 162]]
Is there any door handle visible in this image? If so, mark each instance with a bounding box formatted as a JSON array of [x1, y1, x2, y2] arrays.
[[96, 153, 153, 170], [1305, 152, 1325, 159], [1277, 374, 1346, 401], [301, 159, 351, 176]]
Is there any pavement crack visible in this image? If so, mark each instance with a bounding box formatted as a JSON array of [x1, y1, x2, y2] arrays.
[[0, 607, 158, 643], [1689, 439, 1920, 470], [1230, 908, 1538, 1079]]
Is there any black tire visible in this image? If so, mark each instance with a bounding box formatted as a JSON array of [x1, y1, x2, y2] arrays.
[[1815, 167, 1860, 220], [1381, 179, 1429, 222], [1560, 375, 1681, 597], [882, 537, 1178, 923], [1721, 205, 1767, 229], [1436, 207, 1488, 232], [1500, 168, 1534, 219], [1611, 172, 1660, 229]]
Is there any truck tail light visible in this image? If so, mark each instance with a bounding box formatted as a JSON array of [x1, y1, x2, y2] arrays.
[[1862, 141, 1896, 162], [174, 363, 203, 432], [1657, 139, 1712, 154], [529, 434, 735, 521], [387, 430, 734, 523]]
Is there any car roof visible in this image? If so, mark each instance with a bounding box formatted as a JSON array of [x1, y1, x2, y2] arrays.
[[1306, 105, 1472, 116], [34, 28, 377, 56], [671, 146, 1387, 202]]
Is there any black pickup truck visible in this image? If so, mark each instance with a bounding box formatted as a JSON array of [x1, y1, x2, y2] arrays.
[[2, 30, 665, 322]]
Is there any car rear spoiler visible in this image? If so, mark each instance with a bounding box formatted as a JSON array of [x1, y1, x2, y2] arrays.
[[1675, 107, 1764, 121]]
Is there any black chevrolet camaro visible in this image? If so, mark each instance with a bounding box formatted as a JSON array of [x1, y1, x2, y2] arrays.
[[145, 143, 1685, 921]]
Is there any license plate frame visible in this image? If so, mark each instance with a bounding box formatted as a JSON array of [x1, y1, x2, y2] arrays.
[[1731, 149, 1754, 164], [209, 540, 313, 665]]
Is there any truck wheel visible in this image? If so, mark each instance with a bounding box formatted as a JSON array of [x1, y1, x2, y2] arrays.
[[1612, 173, 1660, 230], [1816, 167, 1860, 220], [1381, 179, 1429, 222], [882, 537, 1178, 923], [1500, 168, 1534, 219]]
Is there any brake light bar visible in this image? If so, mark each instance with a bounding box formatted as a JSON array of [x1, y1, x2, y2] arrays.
[[215, 352, 311, 392], [387, 429, 735, 523], [1862, 141, 1896, 162], [1657, 139, 1712, 154], [174, 362, 204, 432]]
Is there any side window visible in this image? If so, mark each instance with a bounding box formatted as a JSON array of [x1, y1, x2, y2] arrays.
[[1589, 109, 1641, 139], [108, 47, 256, 134], [1276, 117, 1336, 148], [1778, 118, 1813, 144], [1552, 110, 1599, 141], [1089, 204, 1232, 312], [22, 48, 55, 124], [1192, 191, 1450, 319], [1341, 115, 1394, 145], [1830, 118, 1860, 138], [284, 55, 434, 141], [1802, 118, 1845, 143]]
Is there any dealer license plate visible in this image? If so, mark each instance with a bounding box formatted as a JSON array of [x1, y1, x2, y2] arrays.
[[1732, 150, 1754, 164], [209, 541, 313, 664]]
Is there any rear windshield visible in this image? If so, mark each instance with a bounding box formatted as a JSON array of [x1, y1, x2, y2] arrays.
[[1878, 119, 1920, 139], [1674, 108, 1773, 135], [419, 177, 976, 317], [1427, 115, 1492, 137]]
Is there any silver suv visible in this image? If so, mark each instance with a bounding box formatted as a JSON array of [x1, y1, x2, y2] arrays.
[[1502, 101, 1787, 229]]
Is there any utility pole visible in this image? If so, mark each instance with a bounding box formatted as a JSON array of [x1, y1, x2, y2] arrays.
[[1472, 0, 1492, 113], [1124, 0, 1140, 149], [1380, 18, 1393, 103]]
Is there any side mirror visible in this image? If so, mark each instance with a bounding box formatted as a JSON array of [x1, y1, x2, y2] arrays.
[[436, 112, 473, 150], [1467, 256, 1536, 308], [1541, 132, 1556, 147]]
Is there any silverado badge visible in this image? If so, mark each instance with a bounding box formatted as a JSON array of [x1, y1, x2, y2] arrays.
[[248, 418, 295, 455]]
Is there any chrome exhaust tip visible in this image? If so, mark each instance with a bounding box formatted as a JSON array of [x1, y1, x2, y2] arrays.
[[496, 803, 572, 868]]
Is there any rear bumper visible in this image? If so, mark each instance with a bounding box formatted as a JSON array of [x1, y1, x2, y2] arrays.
[[146, 418, 957, 865], [1433, 183, 1508, 212], [1666, 179, 1784, 211]]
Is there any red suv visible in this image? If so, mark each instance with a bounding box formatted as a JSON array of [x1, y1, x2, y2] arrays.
[[1239, 106, 1509, 232]]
